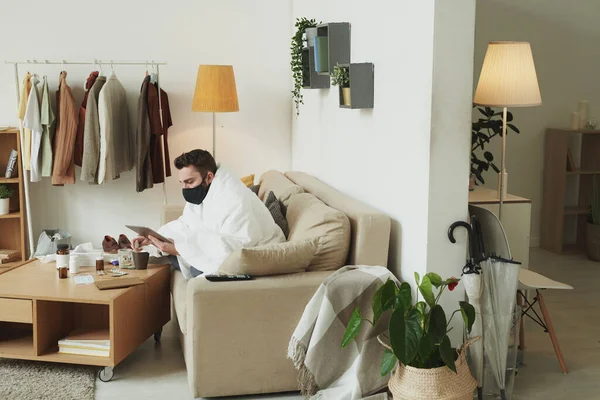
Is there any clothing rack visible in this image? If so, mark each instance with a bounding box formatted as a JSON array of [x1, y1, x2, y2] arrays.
[[5, 59, 168, 259]]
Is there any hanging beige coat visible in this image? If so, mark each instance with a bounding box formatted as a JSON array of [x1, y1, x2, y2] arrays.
[[52, 71, 78, 186], [17, 72, 32, 170]]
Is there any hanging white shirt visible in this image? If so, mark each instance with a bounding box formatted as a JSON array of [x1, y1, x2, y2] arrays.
[[154, 166, 286, 279], [23, 75, 42, 183]]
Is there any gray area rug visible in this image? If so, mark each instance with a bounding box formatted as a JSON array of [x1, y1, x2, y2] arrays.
[[0, 358, 95, 400]]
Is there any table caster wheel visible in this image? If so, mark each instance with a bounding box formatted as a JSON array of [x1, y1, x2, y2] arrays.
[[98, 367, 114, 382], [154, 327, 163, 342]]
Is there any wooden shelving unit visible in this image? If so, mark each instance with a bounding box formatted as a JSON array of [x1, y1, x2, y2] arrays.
[[0, 128, 26, 267], [541, 128, 600, 253]]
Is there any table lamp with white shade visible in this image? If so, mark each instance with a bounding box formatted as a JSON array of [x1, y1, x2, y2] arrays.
[[192, 65, 239, 160], [473, 41, 542, 221]]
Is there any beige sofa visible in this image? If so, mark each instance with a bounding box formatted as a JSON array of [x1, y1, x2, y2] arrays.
[[162, 171, 391, 398]]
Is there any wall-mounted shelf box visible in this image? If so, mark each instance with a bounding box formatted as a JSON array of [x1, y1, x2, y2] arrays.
[[314, 22, 351, 76], [301, 46, 330, 89], [338, 63, 374, 109]]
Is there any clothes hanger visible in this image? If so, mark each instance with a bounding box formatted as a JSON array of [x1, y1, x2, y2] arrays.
[[150, 61, 157, 84]]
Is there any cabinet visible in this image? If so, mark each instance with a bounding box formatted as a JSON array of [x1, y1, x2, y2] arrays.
[[469, 186, 531, 270], [540, 128, 600, 253]]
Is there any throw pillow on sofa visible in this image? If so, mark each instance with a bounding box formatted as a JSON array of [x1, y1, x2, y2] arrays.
[[240, 174, 255, 187], [286, 193, 351, 271], [218, 237, 319, 276], [264, 191, 289, 238], [258, 170, 304, 207]]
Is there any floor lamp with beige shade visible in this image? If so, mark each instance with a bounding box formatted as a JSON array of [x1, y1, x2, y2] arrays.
[[192, 65, 239, 160], [473, 41, 542, 221]]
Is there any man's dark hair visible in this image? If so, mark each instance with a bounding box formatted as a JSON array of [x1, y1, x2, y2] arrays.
[[174, 149, 217, 177]]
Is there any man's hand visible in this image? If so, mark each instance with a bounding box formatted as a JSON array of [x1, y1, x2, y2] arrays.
[[132, 236, 151, 249], [148, 235, 179, 256]]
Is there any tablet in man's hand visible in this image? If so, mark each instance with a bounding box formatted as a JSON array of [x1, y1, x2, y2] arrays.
[[125, 225, 172, 243]]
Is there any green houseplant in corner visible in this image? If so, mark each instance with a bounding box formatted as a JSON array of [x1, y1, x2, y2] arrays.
[[0, 184, 14, 216], [331, 64, 350, 106], [471, 106, 520, 189], [342, 272, 477, 399], [291, 17, 319, 116], [586, 177, 600, 261]]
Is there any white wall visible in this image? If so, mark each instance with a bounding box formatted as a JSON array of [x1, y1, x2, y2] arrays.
[[291, 0, 437, 283], [0, 0, 293, 248], [292, 0, 476, 320], [474, 1, 600, 246], [428, 0, 476, 337]]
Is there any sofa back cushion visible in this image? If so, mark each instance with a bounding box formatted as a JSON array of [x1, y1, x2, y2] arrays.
[[218, 237, 319, 276], [285, 171, 391, 267], [258, 170, 304, 207], [286, 193, 351, 271]]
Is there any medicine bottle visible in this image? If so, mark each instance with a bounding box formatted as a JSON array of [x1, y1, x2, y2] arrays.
[[56, 244, 70, 268]]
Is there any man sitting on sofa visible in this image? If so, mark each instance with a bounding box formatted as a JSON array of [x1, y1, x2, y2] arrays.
[[132, 149, 285, 279]]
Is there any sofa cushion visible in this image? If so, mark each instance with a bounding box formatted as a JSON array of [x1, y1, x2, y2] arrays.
[[258, 170, 304, 207], [171, 269, 188, 334], [217, 237, 319, 276], [264, 191, 289, 238], [286, 193, 351, 271]]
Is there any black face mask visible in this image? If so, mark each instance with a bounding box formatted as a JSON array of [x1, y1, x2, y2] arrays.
[[182, 182, 210, 205]]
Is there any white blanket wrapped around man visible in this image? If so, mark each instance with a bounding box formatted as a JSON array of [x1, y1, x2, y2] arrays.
[[153, 166, 285, 279]]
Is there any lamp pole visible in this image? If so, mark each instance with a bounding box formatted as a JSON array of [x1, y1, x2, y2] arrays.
[[212, 112, 216, 159], [499, 106, 508, 222]]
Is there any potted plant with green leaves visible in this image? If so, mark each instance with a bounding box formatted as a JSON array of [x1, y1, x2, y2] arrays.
[[0, 184, 14, 216], [586, 177, 600, 261], [342, 272, 478, 400], [291, 17, 319, 116], [471, 106, 520, 189], [331, 64, 350, 106]]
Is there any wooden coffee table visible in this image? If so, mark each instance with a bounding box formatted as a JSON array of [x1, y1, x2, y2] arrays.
[[0, 259, 170, 381]]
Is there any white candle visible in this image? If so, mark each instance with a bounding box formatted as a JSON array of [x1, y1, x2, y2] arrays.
[[579, 100, 589, 128], [571, 111, 580, 130]]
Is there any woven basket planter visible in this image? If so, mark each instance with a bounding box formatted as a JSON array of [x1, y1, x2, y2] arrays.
[[381, 337, 477, 400], [586, 222, 600, 261]]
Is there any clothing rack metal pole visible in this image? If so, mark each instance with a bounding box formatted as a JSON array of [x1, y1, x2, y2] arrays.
[[5, 60, 167, 66], [7, 59, 169, 259], [12, 63, 35, 259]]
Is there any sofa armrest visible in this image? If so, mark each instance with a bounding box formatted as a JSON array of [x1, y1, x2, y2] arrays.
[[183, 271, 332, 397], [186, 270, 332, 295]]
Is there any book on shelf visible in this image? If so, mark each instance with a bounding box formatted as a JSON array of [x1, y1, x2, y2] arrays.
[[58, 329, 110, 357], [0, 249, 20, 264], [315, 37, 329, 73]]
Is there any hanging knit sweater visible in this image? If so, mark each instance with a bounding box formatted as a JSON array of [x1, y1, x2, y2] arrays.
[[98, 73, 134, 183]]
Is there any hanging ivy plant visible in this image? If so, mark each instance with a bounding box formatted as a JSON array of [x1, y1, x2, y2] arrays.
[[291, 17, 318, 116]]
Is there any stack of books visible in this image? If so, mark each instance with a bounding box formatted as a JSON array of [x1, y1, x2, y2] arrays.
[[58, 329, 110, 357], [0, 249, 20, 264]]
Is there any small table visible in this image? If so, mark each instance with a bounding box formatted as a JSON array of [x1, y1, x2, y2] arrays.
[[0, 259, 170, 381]]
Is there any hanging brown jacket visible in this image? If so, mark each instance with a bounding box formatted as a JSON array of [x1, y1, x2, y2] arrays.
[[147, 82, 172, 184], [136, 75, 153, 192], [74, 71, 99, 166], [52, 71, 78, 186]]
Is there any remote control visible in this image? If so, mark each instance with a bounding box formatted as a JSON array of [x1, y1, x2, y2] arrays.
[[204, 274, 252, 282]]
